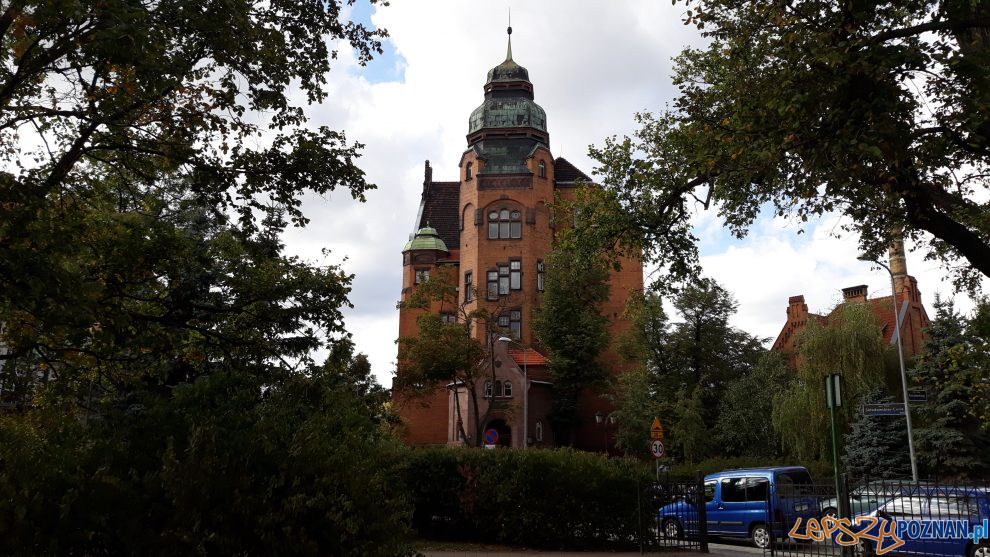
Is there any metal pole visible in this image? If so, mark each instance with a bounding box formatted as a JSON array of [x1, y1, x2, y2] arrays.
[[858, 257, 919, 482], [523, 346, 528, 449], [886, 270, 919, 482], [829, 402, 841, 516]]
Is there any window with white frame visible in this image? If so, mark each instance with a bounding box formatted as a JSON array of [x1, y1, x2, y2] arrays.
[[488, 208, 522, 239], [509, 259, 521, 290], [503, 381, 512, 398], [537, 260, 545, 292]]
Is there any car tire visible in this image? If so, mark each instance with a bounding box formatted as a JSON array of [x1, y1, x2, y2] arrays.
[[822, 507, 838, 520], [969, 542, 990, 557], [855, 539, 876, 557], [751, 523, 772, 549], [662, 518, 683, 539]]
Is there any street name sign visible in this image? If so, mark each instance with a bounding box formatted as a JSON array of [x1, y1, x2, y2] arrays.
[[863, 403, 907, 416]]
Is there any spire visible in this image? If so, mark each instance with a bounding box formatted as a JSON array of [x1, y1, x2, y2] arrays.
[[505, 10, 513, 61]]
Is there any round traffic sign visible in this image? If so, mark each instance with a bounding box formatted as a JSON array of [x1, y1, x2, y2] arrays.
[[484, 428, 500, 445], [650, 439, 665, 459]]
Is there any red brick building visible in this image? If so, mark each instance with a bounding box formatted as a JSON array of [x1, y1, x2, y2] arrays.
[[771, 239, 930, 364], [394, 31, 642, 451]]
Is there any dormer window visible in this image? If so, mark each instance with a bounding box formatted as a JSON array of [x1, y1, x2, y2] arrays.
[[538, 160, 546, 178]]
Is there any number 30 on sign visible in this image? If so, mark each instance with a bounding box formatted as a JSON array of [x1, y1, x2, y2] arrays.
[[650, 439, 665, 459]]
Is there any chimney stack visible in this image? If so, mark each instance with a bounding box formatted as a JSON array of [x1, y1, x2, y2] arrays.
[[842, 284, 869, 303], [889, 233, 908, 295]]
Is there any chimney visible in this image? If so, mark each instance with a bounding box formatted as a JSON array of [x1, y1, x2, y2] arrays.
[[787, 295, 808, 321], [423, 160, 433, 187], [841, 284, 869, 303], [888, 233, 908, 295]]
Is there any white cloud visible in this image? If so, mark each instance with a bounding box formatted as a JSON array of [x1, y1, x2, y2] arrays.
[[283, 0, 986, 387]]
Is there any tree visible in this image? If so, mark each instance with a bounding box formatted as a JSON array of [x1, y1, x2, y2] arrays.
[[532, 241, 612, 446], [843, 388, 912, 480], [773, 302, 887, 461], [910, 297, 989, 479], [586, 0, 990, 292], [395, 271, 504, 447], [715, 352, 793, 459]]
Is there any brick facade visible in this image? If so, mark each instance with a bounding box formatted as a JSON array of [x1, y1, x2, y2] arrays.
[[393, 34, 643, 451]]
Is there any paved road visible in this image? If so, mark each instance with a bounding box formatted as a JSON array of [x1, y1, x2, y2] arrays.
[[422, 542, 765, 557]]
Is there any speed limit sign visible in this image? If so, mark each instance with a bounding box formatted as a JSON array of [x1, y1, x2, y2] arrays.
[[650, 439, 665, 459]]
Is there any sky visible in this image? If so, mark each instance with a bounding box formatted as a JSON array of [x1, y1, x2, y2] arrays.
[[281, 0, 986, 387]]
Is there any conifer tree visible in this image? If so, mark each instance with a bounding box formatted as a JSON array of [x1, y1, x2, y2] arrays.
[[843, 388, 911, 480]]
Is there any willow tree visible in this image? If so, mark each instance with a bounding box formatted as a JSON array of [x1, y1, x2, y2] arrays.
[[773, 302, 887, 462]]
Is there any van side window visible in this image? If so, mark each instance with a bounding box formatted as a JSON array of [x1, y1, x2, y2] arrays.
[[745, 477, 769, 502], [721, 478, 746, 502], [704, 480, 716, 503]]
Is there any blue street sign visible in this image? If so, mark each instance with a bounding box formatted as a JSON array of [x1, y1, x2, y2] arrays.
[[907, 389, 928, 403], [863, 403, 906, 416]]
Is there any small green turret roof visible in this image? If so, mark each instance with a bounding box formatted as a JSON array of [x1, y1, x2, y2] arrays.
[[403, 225, 449, 253]]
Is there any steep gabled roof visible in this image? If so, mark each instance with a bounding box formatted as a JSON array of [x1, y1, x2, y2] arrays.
[[418, 180, 460, 250], [553, 157, 592, 184]]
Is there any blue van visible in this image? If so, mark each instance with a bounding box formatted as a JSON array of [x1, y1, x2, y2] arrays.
[[658, 466, 819, 548]]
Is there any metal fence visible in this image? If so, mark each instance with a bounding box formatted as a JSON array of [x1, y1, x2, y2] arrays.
[[768, 477, 990, 557], [641, 474, 709, 553]]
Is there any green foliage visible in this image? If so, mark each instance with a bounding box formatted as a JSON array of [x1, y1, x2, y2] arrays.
[[587, 0, 990, 292], [609, 366, 664, 459], [843, 388, 912, 479], [715, 352, 793, 458], [773, 303, 887, 461], [405, 447, 653, 550], [612, 282, 766, 461], [910, 297, 989, 479], [532, 236, 612, 443], [0, 361, 415, 557]]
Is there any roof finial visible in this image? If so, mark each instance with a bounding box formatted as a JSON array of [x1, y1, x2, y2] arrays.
[[505, 8, 513, 61]]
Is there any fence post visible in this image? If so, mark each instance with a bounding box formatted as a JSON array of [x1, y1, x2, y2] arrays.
[[840, 473, 853, 557], [696, 470, 709, 553]]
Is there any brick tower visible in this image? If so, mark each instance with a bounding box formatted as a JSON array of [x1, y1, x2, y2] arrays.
[[394, 27, 643, 451]]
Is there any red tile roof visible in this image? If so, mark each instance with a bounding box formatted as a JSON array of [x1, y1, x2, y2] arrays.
[[508, 348, 549, 366]]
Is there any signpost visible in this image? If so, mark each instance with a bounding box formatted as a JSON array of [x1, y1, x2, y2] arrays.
[[649, 417, 665, 480], [651, 417, 665, 440], [825, 374, 842, 516]]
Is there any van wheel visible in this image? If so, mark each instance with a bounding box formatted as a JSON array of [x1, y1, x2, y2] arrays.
[[822, 507, 838, 519], [969, 542, 990, 557], [662, 518, 683, 539], [751, 523, 772, 549]]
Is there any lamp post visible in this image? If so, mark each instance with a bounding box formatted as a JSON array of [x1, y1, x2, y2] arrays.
[[858, 256, 919, 482], [498, 336, 528, 449], [594, 411, 617, 455]]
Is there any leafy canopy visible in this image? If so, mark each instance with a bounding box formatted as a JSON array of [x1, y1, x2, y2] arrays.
[[587, 0, 990, 292]]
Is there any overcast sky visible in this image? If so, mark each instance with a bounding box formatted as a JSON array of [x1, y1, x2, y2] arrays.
[[281, 0, 985, 387]]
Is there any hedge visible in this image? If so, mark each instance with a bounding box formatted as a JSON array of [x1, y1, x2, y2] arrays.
[[404, 447, 656, 550]]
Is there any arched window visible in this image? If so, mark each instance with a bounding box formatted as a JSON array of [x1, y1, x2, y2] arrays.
[[503, 381, 512, 398], [538, 160, 546, 178], [488, 207, 522, 239], [466, 162, 473, 180]]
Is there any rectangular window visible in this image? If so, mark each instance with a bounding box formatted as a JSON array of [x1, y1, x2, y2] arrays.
[[744, 477, 769, 502], [510, 221, 521, 238], [721, 478, 746, 503], [510, 309, 521, 338], [464, 272, 473, 302], [487, 271, 498, 300], [488, 221, 498, 239], [441, 313, 456, 324], [537, 260, 545, 292], [499, 220, 510, 239], [498, 315, 510, 329], [510, 260, 521, 290], [498, 264, 509, 295], [415, 269, 429, 284]]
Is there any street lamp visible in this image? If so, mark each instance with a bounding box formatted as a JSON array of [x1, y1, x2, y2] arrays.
[[858, 255, 919, 481], [594, 411, 617, 455], [498, 336, 528, 449]]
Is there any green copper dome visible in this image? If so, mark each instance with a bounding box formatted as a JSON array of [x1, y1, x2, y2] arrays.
[[468, 98, 546, 135], [403, 226, 448, 252]]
